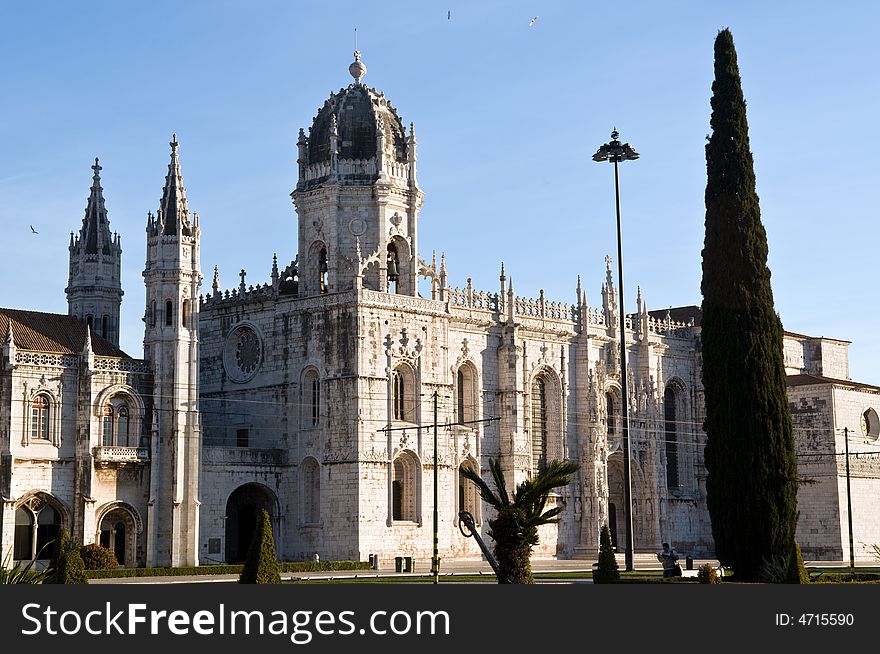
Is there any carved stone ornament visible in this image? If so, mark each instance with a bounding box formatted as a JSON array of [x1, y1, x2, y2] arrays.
[[385, 329, 423, 362], [223, 323, 263, 383], [348, 217, 367, 236]]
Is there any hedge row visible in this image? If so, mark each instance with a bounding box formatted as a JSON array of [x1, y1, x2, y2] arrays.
[[811, 572, 880, 584], [85, 560, 371, 579]]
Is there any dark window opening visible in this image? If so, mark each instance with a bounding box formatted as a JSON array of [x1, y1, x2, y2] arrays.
[[386, 244, 400, 294], [531, 378, 547, 472], [165, 300, 173, 326], [392, 371, 406, 421], [318, 248, 328, 294], [236, 428, 249, 448], [665, 387, 679, 490]]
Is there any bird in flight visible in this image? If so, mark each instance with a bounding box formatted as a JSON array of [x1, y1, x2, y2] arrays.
[[528, 16, 539, 26], [30, 225, 38, 234]]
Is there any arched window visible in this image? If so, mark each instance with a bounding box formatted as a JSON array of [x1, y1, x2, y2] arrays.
[[392, 371, 404, 420], [863, 408, 880, 442], [531, 378, 547, 473], [456, 365, 478, 425], [392, 366, 415, 422], [457, 369, 465, 423], [302, 369, 320, 427], [386, 244, 400, 294], [391, 451, 420, 522], [15, 500, 62, 561], [318, 248, 328, 294], [117, 406, 130, 447], [103, 395, 133, 447], [149, 300, 156, 327], [103, 405, 114, 446], [606, 392, 617, 437], [664, 386, 679, 490], [458, 460, 481, 524], [31, 394, 50, 441], [102, 315, 109, 339], [36, 505, 60, 559], [302, 458, 320, 525], [181, 299, 190, 328], [165, 300, 173, 326], [13, 507, 34, 560]]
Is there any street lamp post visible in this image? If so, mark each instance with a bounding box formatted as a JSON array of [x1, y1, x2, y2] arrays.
[[593, 129, 639, 572]]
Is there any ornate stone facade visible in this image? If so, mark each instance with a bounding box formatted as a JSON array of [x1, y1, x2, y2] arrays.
[[2, 53, 879, 568]]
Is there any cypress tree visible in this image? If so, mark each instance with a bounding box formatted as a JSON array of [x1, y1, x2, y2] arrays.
[[238, 509, 281, 584], [701, 28, 799, 581], [593, 524, 620, 584]]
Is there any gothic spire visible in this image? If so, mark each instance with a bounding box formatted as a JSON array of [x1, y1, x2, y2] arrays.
[[158, 134, 193, 236], [79, 158, 114, 255]]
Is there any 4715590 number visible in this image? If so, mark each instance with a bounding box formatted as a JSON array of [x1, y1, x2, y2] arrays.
[[775, 613, 854, 626]]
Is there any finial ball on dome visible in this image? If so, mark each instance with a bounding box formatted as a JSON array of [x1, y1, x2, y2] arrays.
[[349, 50, 366, 84]]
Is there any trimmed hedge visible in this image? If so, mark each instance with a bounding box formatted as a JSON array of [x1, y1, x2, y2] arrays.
[[85, 560, 371, 579], [811, 572, 880, 584]]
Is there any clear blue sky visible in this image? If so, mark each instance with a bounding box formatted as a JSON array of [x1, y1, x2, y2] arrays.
[[1, 1, 878, 383]]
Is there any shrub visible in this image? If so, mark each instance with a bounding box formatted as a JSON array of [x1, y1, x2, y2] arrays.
[[786, 543, 810, 584], [84, 560, 370, 579], [239, 509, 281, 584], [697, 563, 721, 584], [45, 528, 87, 584], [80, 544, 119, 570], [761, 553, 790, 584], [0, 548, 48, 584], [593, 524, 620, 584]]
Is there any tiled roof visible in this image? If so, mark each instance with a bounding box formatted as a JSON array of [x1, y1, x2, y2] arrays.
[[0, 308, 130, 358]]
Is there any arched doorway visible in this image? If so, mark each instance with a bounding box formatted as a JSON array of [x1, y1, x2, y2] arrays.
[[98, 507, 138, 567], [225, 484, 278, 563], [608, 503, 618, 550], [607, 456, 624, 552]]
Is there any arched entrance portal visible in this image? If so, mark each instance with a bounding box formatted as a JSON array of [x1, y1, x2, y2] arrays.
[[98, 508, 138, 567], [225, 484, 278, 563], [607, 456, 624, 552]]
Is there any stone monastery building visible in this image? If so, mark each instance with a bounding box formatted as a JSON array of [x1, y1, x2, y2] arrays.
[[2, 53, 879, 568]]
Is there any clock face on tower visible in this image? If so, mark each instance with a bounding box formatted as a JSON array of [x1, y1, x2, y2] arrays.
[[223, 323, 263, 383]]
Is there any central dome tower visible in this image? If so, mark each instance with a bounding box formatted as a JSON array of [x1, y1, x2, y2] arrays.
[[291, 52, 423, 297]]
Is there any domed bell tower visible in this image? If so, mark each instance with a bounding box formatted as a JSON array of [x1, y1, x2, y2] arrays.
[[291, 51, 424, 297]]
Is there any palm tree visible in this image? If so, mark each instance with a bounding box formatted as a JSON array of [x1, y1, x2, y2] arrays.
[[460, 458, 579, 584]]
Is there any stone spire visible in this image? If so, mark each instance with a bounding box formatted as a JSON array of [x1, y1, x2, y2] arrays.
[[3, 319, 15, 366], [78, 158, 116, 255], [158, 134, 193, 236], [83, 323, 93, 356], [212, 266, 220, 297], [67, 158, 123, 346]]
